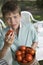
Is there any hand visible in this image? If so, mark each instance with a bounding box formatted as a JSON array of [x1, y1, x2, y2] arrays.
[[31, 42, 38, 50], [4, 30, 14, 47]]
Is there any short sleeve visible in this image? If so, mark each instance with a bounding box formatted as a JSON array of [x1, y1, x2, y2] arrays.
[[31, 25, 38, 43], [0, 31, 4, 50]]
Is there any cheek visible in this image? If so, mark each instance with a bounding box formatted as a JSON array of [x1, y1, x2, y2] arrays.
[[16, 17, 21, 22], [16, 19, 20, 24], [7, 21, 11, 26], [16, 21, 20, 28], [7, 21, 10, 24]]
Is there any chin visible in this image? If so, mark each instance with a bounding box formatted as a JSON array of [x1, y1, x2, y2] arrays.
[[12, 27, 17, 30], [12, 25, 19, 30]]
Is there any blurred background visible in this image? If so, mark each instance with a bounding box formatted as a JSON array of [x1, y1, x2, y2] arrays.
[[0, 0, 43, 21]]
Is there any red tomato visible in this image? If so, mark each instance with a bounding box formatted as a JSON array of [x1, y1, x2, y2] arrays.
[[26, 54, 33, 62], [26, 47, 35, 55], [19, 46, 26, 51], [21, 50, 25, 54], [16, 50, 22, 56], [30, 49, 35, 55], [22, 58, 27, 63], [21, 50, 25, 58], [22, 53, 25, 58], [26, 47, 31, 53], [16, 55, 22, 62], [6, 29, 14, 36]]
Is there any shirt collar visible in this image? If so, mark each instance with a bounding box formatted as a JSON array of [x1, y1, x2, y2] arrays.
[[20, 21, 22, 28]]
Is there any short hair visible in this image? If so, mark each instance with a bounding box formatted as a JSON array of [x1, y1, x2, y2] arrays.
[[1, 1, 21, 17]]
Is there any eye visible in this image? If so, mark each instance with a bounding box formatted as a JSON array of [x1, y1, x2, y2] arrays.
[[14, 16, 17, 18], [6, 17, 11, 22]]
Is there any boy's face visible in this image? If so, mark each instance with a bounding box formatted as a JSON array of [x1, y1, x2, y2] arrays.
[[4, 12, 21, 30]]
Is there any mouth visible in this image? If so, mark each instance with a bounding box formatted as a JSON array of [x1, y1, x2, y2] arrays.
[[12, 24, 17, 27]]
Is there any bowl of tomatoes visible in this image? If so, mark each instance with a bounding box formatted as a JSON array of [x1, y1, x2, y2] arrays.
[[15, 46, 36, 65]]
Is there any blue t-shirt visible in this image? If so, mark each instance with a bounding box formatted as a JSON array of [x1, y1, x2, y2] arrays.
[[0, 22, 38, 65]]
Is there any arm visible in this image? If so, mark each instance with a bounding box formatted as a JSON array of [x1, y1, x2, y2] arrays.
[[31, 42, 38, 49], [0, 43, 9, 59], [31, 24, 38, 50], [0, 31, 14, 59]]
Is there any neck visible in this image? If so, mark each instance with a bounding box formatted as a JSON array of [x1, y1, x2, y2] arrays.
[[14, 26, 20, 35]]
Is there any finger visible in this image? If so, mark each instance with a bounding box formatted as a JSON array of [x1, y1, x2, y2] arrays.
[[5, 36, 14, 45], [5, 32, 12, 40], [10, 32, 14, 38], [7, 32, 13, 40], [8, 32, 12, 38], [5, 36, 14, 43], [7, 32, 14, 41], [5, 32, 14, 43], [8, 38, 14, 44]]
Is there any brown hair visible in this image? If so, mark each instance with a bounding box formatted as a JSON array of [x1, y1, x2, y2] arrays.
[[1, 1, 21, 17]]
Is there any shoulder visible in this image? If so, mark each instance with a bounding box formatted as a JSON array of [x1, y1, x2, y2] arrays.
[[3, 26, 10, 32], [23, 22, 35, 31], [0, 26, 10, 37]]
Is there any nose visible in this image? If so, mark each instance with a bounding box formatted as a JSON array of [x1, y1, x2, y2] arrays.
[[11, 17, 15, 24]]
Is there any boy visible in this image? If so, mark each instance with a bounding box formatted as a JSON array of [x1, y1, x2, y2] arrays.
[[0, 1, 39, 65]]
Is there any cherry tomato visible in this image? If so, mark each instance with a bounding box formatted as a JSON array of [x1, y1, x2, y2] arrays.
[[26, 47, 31, 53], [30, 48, 35, 55], [6, 29, 14, 36], [21, 50, 25, 54], [26, 54, 33, 62], [16, 50, 22, 56], [19, 46, 26, 51], [22, 58, 27, 63], [16, 55, 22, 62]]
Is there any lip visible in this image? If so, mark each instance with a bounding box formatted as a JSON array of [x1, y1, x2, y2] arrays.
[[12, 24, 16, 26]]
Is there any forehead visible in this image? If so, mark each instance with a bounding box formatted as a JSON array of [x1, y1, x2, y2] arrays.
[[5, 12, 20, 18]]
